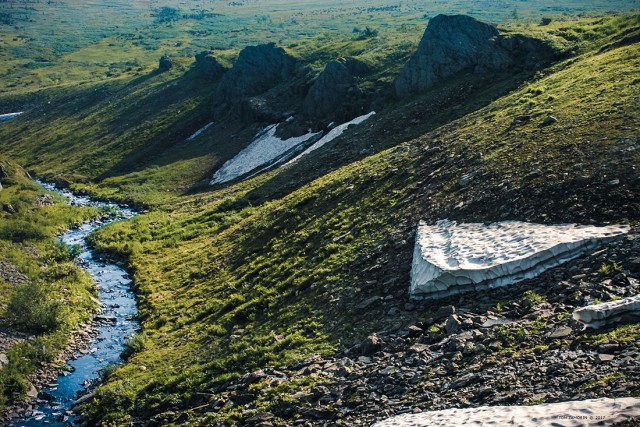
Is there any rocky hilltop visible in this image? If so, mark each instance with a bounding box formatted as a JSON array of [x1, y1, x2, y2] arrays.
[[303, 57, 370, 121], [395, 14, 555, 98], [215, 43, 297, 104], [194, 51, 228, 81]]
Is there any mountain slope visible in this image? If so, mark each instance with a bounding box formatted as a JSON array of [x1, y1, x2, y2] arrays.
[[75, 15, 640, 425]]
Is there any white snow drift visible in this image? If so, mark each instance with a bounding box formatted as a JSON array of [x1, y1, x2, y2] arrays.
[[573, 295, 640, 329], [0, 112, 23, 122], [373, 397, 640, 427], [287, 111, 376, 164], [186, 122, 214, 141], [410, 220, 629, 299], [210, 111, 376, 185], [210, 124, 320, 185]]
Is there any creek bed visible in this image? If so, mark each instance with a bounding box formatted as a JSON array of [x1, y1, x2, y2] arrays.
[[14, 183, 138, 426]]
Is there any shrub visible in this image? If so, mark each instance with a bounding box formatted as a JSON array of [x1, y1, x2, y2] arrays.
[[7, 281, 66, 333], [0, 366, 27, 404], [357, 27, 379, 40], [0, 220, 48, 242], [121, 333, 147, 360]]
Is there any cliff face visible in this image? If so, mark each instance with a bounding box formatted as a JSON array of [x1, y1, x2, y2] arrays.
[[394, 14, 553, 98], [215, 43, 297, 103], [303, 57, 370, 121]]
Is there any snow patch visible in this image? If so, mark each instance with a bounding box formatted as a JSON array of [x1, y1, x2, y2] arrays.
[[287, 111, 375, 164], [410, 220, 629, 299], [210, 123, 320, 185], [573, 295, 640, 329], [374, 397, 640, 427], [186, 122, 214, 141], [0, 112, 23, 122]]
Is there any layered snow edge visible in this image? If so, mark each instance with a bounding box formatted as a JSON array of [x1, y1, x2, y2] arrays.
[[0, 112, 23, 122], [410, 220, 629, 299], [373, 397, 640, 427], [573, 295, 640, 329]]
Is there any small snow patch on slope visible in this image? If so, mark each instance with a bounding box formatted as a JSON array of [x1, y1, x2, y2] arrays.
[[210, 124, 320, 185], [186, 122, 214, 141], [0, 112, 23, 122], [288, 111, 375, 164]]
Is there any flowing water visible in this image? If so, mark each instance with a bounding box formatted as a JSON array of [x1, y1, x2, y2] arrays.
[[14, 183, 138, 426]]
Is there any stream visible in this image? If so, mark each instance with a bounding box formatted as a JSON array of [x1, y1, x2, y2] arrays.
[[14, 182, 139, 426]]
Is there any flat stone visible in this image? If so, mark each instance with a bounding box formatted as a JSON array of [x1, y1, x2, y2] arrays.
[[548, 326, 573, 339], [573, 295, 640, 328], [410, 220, 628, 299], [598, 354, 615, 362], [481, 317, 513, 328]]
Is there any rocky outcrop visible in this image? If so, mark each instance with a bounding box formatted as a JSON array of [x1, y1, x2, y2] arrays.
[[194, 51, 227, 81], [158, 55, 173, 71], [216, 43, 297, 103], [395, 14, 554, 98], [303, 57, 370, 120]]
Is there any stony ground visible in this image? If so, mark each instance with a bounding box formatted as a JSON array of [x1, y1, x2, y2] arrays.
[[0, 322, 100, 424], [181, 228, 640, 426]]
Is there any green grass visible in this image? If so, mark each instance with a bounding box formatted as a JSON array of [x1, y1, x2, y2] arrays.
[[68, 15, 640, 424], [0, 9, 637, 424], [0, 158, 100, 407]]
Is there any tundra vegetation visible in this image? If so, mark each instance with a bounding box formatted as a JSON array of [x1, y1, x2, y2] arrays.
[[0, 0, 638, 425]]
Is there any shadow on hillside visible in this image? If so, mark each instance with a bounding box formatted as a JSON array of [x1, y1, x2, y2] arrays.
[[93, 66, 225, 180], [197, 68, 547, 209]]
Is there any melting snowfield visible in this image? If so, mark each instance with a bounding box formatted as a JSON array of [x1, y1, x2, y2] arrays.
[[410, 220, 629, 299], [373, 397, 640, 426], [210, 124, 320, 184], [210, 112, 377, 185], [288, 111, 376, 164], [186, 122, 214, 141], [0, 112, 23, 122]]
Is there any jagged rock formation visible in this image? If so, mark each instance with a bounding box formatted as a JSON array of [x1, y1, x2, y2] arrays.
[[303, 57, 370, 120], [573, 295, 640, 329], [410, 220, 629, 299], [216, 43, 297, 103], [194, 51, 227, 81], [158, 55, 173, 71], [395, 14, 554, 98]]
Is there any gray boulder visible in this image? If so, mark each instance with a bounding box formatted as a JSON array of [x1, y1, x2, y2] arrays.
[[395, 14, 552, 98], [303, 57, 370, 120], [216, 43, 297, 103]]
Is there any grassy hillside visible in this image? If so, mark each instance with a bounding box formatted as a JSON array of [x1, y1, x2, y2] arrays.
[[0, 159, 99, 409], [66, 14, 640, 425]]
